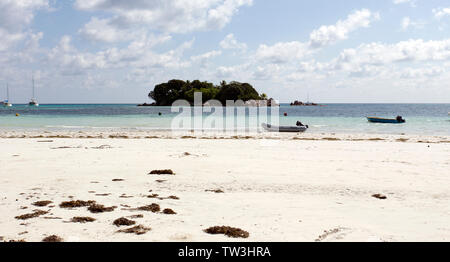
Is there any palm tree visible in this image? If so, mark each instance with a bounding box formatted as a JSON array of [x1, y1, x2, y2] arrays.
[[260, 93, 268, 100]]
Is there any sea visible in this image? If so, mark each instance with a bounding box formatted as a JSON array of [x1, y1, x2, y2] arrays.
[[0, 104, 449, 136]]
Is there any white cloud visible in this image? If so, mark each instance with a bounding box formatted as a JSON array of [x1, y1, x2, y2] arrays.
[[215, 63, 250, 78], [0, 0, 48, 51], [191, 50, 222, 67], [402, 17, 411, 30], [0, 0, 49, 32], [252, 64, 281, 80], [0, 29, 24, 51], [220, 33, 247, 51], [336, 39, 450, 66], [433, 7, 450, 19], [309, 9, 379, 48], [393, 0, 417, 7], [401, 17, 426, 30], [47, 34, 192, 76], [393, 0, 411, 4], [79, 17, 139, 43], [225, 36, 450, 93], [289, 38, 450, 81], [255, 41, 310, 64], [400, 66, 445, 79], [75, 0, 253, 40], [254, 9, 379, 64], [79, 16, 173, 45]]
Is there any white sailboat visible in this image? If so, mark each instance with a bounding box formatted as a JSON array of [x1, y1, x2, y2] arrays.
[[29, 75, 39, 107], [2, 83, 12, 107]]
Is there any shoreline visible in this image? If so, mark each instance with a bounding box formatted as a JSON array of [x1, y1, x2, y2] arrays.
[[0, 130, 449, 144]]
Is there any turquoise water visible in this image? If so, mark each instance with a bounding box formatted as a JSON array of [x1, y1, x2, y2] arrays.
[[0, 104, 449, 135]]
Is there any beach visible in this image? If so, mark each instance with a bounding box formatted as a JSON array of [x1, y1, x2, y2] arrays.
[[1, 133, 449, 242]]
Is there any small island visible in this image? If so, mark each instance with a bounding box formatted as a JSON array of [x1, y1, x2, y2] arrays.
[[290, 100, 322, 106], [138, 79, 278, 106]]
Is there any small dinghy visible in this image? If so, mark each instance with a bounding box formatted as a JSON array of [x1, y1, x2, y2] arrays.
[[262, 123, 308, 133], [367, 116, 405, 124]]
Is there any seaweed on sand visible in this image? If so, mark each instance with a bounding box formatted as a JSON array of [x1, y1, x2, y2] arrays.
[[113, 217, 136, 227], [42, 235, 63, 242], [71, 217, 96, 223], [88, 204, 116, 213], [315, 228, 344, 242], [321, 137, 341, 141], [147, 194, 159, 199], [372, 194, 387, 200], [204, 226, 249, 238], [91, 145, 113, 149], [117, 225, 151, 235], [15, 210, 48, 220], [137, 203, 160, 213], [59, 200, 96, 208], [120, 194, 133, 198], [162, 208, 177, 215], [167, 195, 180, 200], [205, 189, 224, 193], [149, 170, 175, 175], [32, 201, 52, 207], [128, 214, 144, 219], [95, 193, 111, 196]]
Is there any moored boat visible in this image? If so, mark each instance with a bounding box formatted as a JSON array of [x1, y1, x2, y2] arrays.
[[2, 83, 12, 107], [367, 116, 405, 124], [262, 123, 308, 133], [28, 76, 39, 107]]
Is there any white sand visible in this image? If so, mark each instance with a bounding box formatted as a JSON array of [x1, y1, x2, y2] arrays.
[[0, 136, 449, 242]]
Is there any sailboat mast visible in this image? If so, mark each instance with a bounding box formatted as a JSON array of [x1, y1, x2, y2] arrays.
[[7, 83, 9, 100], [32, 75, 35, 99]]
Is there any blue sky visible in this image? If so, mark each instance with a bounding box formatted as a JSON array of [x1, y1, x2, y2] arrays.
[[1, 0, 450, 103]]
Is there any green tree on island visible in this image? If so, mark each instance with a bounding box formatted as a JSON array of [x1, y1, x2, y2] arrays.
[[148, 80, 264, 106]]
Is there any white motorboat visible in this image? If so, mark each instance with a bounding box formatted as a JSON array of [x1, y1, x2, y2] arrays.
[[262, 123, 308, 133]]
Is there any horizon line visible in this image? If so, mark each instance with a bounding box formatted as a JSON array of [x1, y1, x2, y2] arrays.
[[2, 102, 450, 105]]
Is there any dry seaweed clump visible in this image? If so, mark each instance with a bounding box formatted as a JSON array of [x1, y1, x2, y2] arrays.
[[113, 217, 136, 227], [42, 235, 63, 242], [206, 189, 224, 193], [129, 214, 144, 219], [32, 201, 52, 207], [137, 203, 160, 213], [315, 228, 343, 242], [117, 225, 151, 235], [149, 169, 174, 175], [162, 208, 177, 215], [15, 210, 48, 220], [204, 226, 249, 238], [59, 200, 96, 208], [372, 194, 387, 200], [147, 194, 159, 199], [88, 204, 116, 213], [71, 217, 96, 223], [7, 239, 27, 242], [167, 195, 180, 200]]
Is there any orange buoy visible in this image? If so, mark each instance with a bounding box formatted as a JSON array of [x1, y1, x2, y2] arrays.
[[16, 113, 20, 117]]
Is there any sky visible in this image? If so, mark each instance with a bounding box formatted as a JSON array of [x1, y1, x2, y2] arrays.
[[1, 0, 450, 103]]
